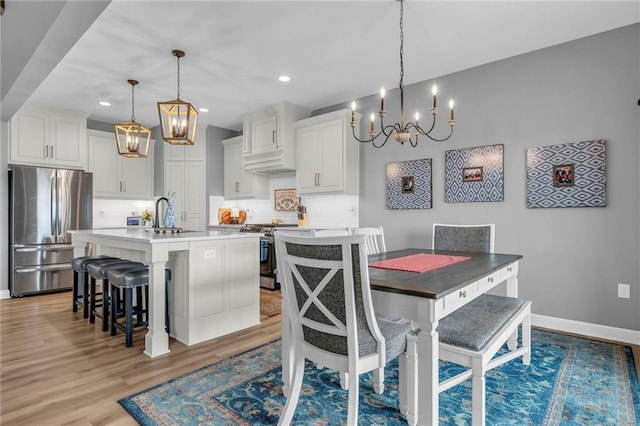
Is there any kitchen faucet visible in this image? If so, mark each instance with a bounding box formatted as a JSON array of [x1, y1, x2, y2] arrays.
[[154, 197, 169, 229]]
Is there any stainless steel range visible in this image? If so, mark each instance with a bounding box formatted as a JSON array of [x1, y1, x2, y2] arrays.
[[239, 224, 297, 290]]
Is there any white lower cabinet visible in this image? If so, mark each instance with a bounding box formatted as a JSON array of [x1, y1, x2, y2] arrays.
[[164, 161, 206, 231], [167, 238, 260, 346], [88, 130, 154, 199]]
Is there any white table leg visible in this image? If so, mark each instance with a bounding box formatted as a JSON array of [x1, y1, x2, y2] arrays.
[[144, 248, 170, 358], [417, 322, 439, 426], [506, 265, 519, 350]]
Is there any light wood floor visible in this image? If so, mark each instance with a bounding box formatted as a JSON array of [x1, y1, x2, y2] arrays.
[[0, 290, 282, 426], [1, 291, 638, 425]]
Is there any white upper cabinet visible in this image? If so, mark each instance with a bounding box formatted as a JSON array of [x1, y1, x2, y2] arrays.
[[222, 136, 269, 200], [88, 130, 154, 199], [241, 102, 309, 174], [163, 126, 206, 231], [10, 104, 88, 169], [295, 109, 360, 196], [164, 126, 207, 161], [164, 161, 206, 231]]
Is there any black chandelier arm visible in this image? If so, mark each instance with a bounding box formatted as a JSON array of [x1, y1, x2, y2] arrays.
[[351, 123, 397, 148], [423, 125, 455, 142]]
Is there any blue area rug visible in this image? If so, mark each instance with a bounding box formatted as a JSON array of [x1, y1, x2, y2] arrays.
[[119, 329, 640, 425]]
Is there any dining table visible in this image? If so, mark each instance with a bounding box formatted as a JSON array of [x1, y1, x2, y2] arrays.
[[280, 247, 523, 425]]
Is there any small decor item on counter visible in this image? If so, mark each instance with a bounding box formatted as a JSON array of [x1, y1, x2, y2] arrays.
[[297, 199, 308, 227], [218, 208, 247, 224], [141, 209, 153, 226], [164, 192, 178, 228], [230, 208, 240, 224]]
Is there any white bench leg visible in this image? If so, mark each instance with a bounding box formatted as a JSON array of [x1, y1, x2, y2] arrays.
[[523, 310, 531, 365], [471, 358, 486, 426]]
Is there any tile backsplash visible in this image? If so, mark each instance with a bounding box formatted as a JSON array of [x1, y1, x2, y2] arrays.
[[209, 174, 359, 228], [93, 198, 155, 228]]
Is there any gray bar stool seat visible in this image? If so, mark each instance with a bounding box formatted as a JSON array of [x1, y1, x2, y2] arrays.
[[86, 258, 138, 330], [71, 255, 118, 319], [108, 268, 172, 347]]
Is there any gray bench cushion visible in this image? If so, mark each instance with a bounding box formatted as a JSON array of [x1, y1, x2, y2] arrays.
[[438, 294, 527, 352]]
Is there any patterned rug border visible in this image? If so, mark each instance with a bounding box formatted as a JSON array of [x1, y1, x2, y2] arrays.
[[118, 338, 281, 425], [119, 329, 640, 425]]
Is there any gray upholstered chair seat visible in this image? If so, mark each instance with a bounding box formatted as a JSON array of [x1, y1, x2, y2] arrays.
[[438, 294, 528, 352], [108, 268, 150, 288]]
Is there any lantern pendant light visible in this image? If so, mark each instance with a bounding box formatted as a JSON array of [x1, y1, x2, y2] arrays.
[[157, 49, 198, 145], [114, 79, 151, 158]]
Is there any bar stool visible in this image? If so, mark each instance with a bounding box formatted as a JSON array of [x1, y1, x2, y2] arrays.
[[71, 255, 118, 319], [86, 258, 138, 330], [108, 268, 172, 347]]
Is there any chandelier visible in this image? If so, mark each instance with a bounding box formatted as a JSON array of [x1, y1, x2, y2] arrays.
[[157, 49, 198, 145], [114, 80, 151, 158], [350, 0, 456, 148]]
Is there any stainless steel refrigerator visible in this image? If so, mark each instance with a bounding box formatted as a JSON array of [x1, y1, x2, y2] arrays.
[[9, 166, 93, 296]]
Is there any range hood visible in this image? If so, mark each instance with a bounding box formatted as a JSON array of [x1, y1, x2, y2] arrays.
[[243, 149, 295, 174]]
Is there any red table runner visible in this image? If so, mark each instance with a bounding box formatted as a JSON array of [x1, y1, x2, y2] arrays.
[[369, 253, 470, 273]]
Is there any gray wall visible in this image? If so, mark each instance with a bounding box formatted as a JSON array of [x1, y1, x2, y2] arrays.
[[328, 24, 639, 331]]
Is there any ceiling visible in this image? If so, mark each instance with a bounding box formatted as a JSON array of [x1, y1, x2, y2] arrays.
[[4, 1, 640, 131]]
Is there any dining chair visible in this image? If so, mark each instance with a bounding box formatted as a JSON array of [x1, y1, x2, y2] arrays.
[[311, 228, 351, 236], [432, 223, 495, 253], [274, 233, 414, 425], [402, 223, 531, 426], [350, 226, 386, 255]]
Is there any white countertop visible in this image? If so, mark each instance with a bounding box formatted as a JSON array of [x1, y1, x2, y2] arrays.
[[70, 228, 260, 244]]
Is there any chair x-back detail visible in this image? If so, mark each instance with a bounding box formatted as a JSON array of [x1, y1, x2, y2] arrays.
[[275, 233, 413, 425]]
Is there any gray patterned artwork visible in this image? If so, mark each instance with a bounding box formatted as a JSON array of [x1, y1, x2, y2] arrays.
[[386, 158, 432, 209], [445, 144, 504, 203], [526, 139, 606, 208]]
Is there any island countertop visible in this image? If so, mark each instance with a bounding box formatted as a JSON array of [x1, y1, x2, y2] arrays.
[[69, 228, 259, 244]]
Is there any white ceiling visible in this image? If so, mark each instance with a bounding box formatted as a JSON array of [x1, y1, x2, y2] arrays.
[[19, 1, 640, 131]]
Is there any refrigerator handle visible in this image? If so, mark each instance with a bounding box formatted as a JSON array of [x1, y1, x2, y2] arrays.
[[50, 173, 57, 240]]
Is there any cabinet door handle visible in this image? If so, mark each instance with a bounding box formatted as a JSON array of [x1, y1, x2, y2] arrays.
[[459, 290, 467, 298], [50, 145, 54, 158], [119, 181, 123, 192], [272, 130, 276, 144], [235, 182, 239, 193]]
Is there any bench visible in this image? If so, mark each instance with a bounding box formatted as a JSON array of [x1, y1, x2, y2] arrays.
[[400, 294, 531, 426]]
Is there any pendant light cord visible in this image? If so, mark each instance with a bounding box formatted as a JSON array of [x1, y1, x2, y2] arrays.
[[130, 82, 136, 121], [399, 0, 405, 127], [176, 56, 181, 100]]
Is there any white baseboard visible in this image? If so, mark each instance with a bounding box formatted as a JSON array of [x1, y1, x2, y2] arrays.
[[0, 289, 11, 300], [532, 313, 640, 346]]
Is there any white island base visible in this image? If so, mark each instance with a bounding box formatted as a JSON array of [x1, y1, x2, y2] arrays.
[[70, 229, 260, 357]]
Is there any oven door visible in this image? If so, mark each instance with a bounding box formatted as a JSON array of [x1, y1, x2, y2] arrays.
[[259, 237, 278, 290]]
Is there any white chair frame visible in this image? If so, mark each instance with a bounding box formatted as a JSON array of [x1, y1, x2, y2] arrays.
[[275, 233, 410, 425], [350, 226, 387, 255]]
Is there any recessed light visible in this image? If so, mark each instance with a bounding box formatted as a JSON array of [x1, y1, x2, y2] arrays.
[[198, 108, 209, 113], [278, 75, 291, 83], [98, 101, 111, 107]]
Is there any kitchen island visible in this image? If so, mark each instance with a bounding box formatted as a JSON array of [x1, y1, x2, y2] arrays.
[[70, 228, 260, 357]]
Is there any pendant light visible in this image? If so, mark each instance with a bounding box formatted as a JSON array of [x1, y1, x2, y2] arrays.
[[114, 79, 151, 158], [157, 49, 198, 145]]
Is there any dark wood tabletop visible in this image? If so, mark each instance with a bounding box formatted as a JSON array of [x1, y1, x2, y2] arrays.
[[368, 248, 522, 299]]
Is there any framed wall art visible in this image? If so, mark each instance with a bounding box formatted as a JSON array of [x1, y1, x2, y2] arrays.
[[526, 139, 606, 208], [274, 188, 299, 211], [386, 158, 432, 209], [445, 144, 504, 203]]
